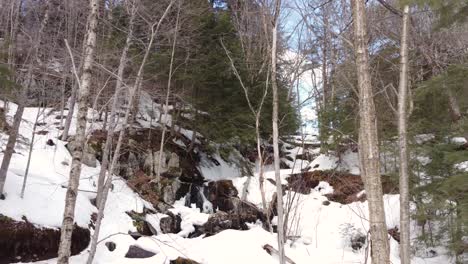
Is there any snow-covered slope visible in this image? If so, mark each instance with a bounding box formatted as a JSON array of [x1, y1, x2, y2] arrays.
[[0, 102, 455, 264]]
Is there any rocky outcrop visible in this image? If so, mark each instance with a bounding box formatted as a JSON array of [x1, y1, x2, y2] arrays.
[[159, 212, 182, 234], [287, 170, 399, 204], [205, 180, 238, 212], [66, 137, 97, 168], [0, 215, 90, 264]]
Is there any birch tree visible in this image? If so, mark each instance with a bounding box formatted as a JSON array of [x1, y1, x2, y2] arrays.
[[57, 0, 99, 262], [269, 0, 286, 263], [87, 1, 175, 263], [351, 0, 390, 263], [155, 1, 181, 184], [95, 0, 137, 207], [398, 5, 411, 264]]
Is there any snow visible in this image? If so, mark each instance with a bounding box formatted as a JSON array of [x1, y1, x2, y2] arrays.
[[0, 101, 455, 264], [198, 153, 242, 181], [455, 160, 468, 171], [307, 150, 360, 175], [451, 136, 467, 145]]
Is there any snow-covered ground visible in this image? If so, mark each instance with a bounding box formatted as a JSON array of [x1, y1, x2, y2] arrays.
[[0, 102, 457, 264]]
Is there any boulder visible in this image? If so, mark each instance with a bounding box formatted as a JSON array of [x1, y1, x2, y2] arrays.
[[105, 241, 116, 252], [124, 245, 156, 259], [206, 180, 238, 212], [153, 151, 168, 174], [143, 150, 154, 173], [159, 212, 182, 234], [167, 152, 180, 169], [66, 139, 97, 168]]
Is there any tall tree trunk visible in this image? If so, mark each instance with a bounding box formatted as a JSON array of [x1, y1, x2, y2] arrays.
[[155, 2, 180, 182], [95, 0, 136, 207], [61, 81, 77, 141], [20, 107, 42, 198], [398, 5, 411, 264], [270, 0, 286, 263], [57, 0, 99, 262], [351, 0, 390, 263], [86, 2, 175, 263]]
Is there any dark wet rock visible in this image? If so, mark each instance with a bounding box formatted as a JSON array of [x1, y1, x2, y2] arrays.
[[200, 199, 265, 236], [128, 231, 144, 240], [206, 180, 238, 212], [124, 245, 156, 259], [0, 214, 90, 263], [105, 241, 116, 251], [322, 200, 330, 206], [170, 257, 200, 264], [46, 139, 55, 146], [159, 212, 182, 234], [388, 227, 400, 243]]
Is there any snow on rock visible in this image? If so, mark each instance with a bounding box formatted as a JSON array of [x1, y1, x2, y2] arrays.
[[308, 150, 360, 175], [450, 137, 467, 145], [198, 153, 242, 181]]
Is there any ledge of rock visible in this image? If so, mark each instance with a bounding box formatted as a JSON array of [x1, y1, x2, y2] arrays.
[[0, 214, 90, 264]]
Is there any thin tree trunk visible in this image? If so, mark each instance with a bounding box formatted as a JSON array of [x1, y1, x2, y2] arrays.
[[62, 77, 78, 141], [155, 2, 180, 183], [95, 1, 137, 207], [270, 0, 286, 263], [86, 2, 175, 263], [57, 0, 99, 262], [0, 104, 24, 197], [20, 107, 42, 198], [351, 0, 390, 263], [398, 5, 411, 264]]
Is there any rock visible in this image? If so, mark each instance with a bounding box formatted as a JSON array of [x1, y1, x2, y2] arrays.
[[206, 180, 238, 212], [154, 151, 168, 174], [322, 200, 331, 206], [46, 139, 55, 146], [124, 245, 156, 259], [0, 214, 90, 263], [201, 203, 263, 236], [165, 152, 182, 177], [159, 212, 182, 234], [143, 150, 154, 173], [126, 211, 154, 236], [170, 257, 200, 264], [168, 152, 180, 169], [161, 179, 180, 205], [66, 139, 97, 167], [105, 241, 116, 251]]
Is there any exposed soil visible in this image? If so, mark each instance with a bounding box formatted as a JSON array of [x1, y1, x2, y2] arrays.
[[0, 214, 90, 264], [287, 170, 399, 204]]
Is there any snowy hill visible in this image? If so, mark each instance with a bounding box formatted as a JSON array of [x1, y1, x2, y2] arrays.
[[0, 100, 454, 264]]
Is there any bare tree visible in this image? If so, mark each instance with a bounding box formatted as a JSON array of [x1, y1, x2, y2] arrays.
[[95, 0, 137, 208], [351, 0, 390, 263], [155, 0, 181, 184], [398, 5, 411, 264], [86, 1, 176, 263], [268, 0, 286, 263], [57, 0, 99, 262]]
